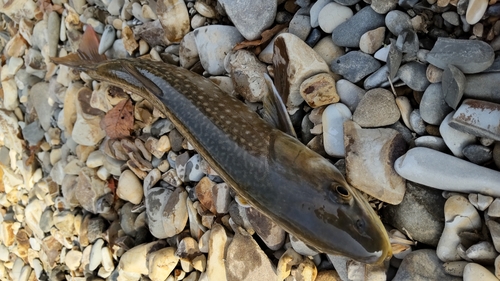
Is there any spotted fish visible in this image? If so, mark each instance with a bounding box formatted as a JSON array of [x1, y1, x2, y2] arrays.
[[52, 26, 391, 263]]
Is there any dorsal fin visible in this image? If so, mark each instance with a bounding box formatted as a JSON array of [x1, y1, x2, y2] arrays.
[[262, 73, 297, 138], [51, 25, 107, 68]]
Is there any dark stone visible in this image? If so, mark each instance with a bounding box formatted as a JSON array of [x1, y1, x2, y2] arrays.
[[305, 28, 322, 47], [464, 72, 500, 103], [420, 83, 453, 125], [330, 51, 381, 83], [463, 144, 493, 165], [397, 62, 430, 91], [331, 6, 385, 48], [169, 129, 184, 152], [442, 64, 465, 109], [382, 182, 445, 247]]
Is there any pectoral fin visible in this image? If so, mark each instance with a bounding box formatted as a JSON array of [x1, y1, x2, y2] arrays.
[[262, 73, 297, 138]]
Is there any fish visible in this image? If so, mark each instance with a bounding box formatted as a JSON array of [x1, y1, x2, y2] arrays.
[[52, 26, 392, 264]]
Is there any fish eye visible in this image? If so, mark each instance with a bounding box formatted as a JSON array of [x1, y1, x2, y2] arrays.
[[334, 184, 351, 199]]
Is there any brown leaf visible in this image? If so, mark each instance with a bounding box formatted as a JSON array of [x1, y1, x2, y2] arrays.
[[100, 99, 134, 139], [233, 24, 287, 52]]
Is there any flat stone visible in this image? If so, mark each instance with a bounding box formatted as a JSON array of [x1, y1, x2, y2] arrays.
[[420, 83, 453, 125], [246, 207, 286, 251], [336, 79, 365, 112], [397, 62, 430, 91], [439, 113, 476, 158], [310, 0, 331, 28], [330, 51, 381, 83], [442, 65, 465, 109], [22, 121, 45, 146], [344, 121, 407, 204], [318, 2, 353, 33], [219, 0, 276, 41], [392, 250, 462, 281], [273, 33, 330, 113], [410, 109, 426, 135], [382, 182, 445, 246], [299, 73, 339, 108], [395, 147, 500, 198], [371, 0, 398, 14], [464, 263, 498, 281], [225, 228, 278, 281], [206, 224, 228, 281], [331, 6, 385, 48], [352, 88, 401, 127], [463, 144, 492, 165], [322, 103, 352, 157], [464, 72, 500, 103], [449, 99, 500, 141], [426, 37, 495, 74], [194, 25, 244, 75], [30, 82, 54, 131], [364, 65, 393, 90], [385, 10, 413, 36]]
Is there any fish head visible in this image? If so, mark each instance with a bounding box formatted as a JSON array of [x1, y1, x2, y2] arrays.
[[268, 133, 391, 264]]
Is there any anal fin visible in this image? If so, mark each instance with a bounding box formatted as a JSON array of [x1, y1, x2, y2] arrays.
[[262, 73, 297, 138]]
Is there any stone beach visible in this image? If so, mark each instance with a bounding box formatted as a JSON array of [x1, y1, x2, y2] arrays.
[[0, 0, 500, 280]]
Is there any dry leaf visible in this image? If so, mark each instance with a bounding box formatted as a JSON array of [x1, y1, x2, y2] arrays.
[[100, 99, 134, 139], [233, 24, 287, 52]]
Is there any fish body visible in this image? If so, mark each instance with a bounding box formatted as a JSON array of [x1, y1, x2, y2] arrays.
[[52, 28, 391, 263]]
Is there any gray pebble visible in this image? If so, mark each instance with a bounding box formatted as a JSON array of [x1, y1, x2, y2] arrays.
[[387, 39, 402, 79], [385, 10, 413, 36], [388, 121, 414, 144], [463, 144, 493, 165], [442, 11, 460, 26], [331, 6, 385, 48], [336, 79, 365, 112], [330, 51, 382, 83], [219, 0, 276, 41], [289, 14, 311, 41], [415, 136, 448, 151], [364, 65, 398, 90], [420, 83, 453, 125], [426, 37, 495, 74], [392, 250, 462, 281], [397, 62, 430, 91], [442, 64, 465, 109], [40, 209, 54, 233], [47, 12, 60, 58], [22, 120, 45, 146], [98, 25, 116, 55], [382, 182, 445, 247], [484, 57, 500, 73], [334, 0, 361, 5], [464, 72, 500, 103], [398, 29, 419, 59], [410, 109, 426, 135]]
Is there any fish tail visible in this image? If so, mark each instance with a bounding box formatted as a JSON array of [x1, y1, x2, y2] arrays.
[[50, 25, 107, 69]]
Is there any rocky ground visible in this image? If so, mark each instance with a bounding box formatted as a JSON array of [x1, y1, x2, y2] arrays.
[[0, 0, 500, 280]]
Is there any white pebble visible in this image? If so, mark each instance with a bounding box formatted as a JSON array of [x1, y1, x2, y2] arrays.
[[322, 103, 352, 157]]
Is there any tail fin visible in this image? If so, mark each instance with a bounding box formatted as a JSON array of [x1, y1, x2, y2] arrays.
[[50, 25, 107, 69]]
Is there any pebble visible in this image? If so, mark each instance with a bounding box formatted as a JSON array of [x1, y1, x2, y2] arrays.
[[426, 37, 495, 74], [442, 64, 466, 109], [331, 6, 386, 48], [352, 88, 401, 127], [395, 147, 500, 197], [98, 25, 116, 55], [118, 241, 166, 277], [359, 27, 386, 54], [466, 241, 497, 264], [462, 144, 493, 165], [228, 50, 269, 103], [206, 224, 228, 281], [318, 3, 353, 33], [299, 73, 339, 108], [330, 51, 382, 83], [147, 247, 179, 280], [449, 99, 500, 141], [466, 0, 489, 24], [219, 0, 276, 41], [392, 250, 462, 281], [344, 121, 407, 204], [335, 79, 365, 112], [439, 113, 476, 158], [397, 62, 430, 91], [382, 182, 445, 246], [195, 177, 232, 214], [312, 36, 345, 65], [414, 136, 448, 151], [385, 10, 413, 36], [372, 0, 398, 14], [22, 121, 45, 146], [463, 263, 499, 281], [310, 0, 331, 28], [409, 109, 426, 135], [194, 25, 243, 75], [273, 33, 330, 112], [364, 65, 393, 90], [322, 103, 352, 157], [464, 72, 500, 103], [117, 170, 144, 204], [157, 0, 190, 43], [289, 14, 311, 40], [225, 228, 278, 281], [246, 207, 286, 250]]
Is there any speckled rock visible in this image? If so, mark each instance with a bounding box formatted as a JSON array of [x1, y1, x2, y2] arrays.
[[228, 50, 269, 103], [352, 88, 401, 127], [299, 73, 339, 108], [330, 51, 381, 83]]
